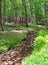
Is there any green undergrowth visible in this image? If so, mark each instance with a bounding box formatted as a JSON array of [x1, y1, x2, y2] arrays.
[[0, 32, 26, 52], [22, 30, 48, 65], [0, 24, 44, 52], [3, 24, 44, 31]]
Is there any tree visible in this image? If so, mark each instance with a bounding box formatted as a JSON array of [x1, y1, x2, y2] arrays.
[[14, 1, 18, 24], [22, 0, 28, 27], [0, 0, 4, 31], [3, 0, 6, 23], [44, 2, 48, 29], [29, 0, 36, 24]]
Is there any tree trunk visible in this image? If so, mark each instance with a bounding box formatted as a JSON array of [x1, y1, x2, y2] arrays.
[[14, 1, 18, 24], [29, 0, 36, 24], [3, 0, 6, 23], [44, 3, 48, 29], [22, 0, 28, 27], [0, 0, 4, 31]]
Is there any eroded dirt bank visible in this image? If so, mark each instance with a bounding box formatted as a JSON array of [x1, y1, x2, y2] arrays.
[[0, 30, 39, 65]]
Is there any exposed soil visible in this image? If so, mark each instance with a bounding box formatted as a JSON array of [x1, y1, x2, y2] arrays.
[[0, 29, 39, 65]]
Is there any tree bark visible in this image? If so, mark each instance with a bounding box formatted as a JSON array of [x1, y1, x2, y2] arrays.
[[0, 0, 4, 31], [29, 0, 36, 24], [44, 3, 48, 29], [3, 0, 6, 23], [22, 0, 28, 27], [14, 1, 18, 24]]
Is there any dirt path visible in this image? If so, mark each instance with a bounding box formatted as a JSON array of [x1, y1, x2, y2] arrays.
[[0, 30, 27, 34], [0, 30, 39, 65], [11, 30, 27, 33]]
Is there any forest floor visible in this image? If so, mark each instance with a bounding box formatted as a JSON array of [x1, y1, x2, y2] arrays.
[[0, 24, 48, 65], [0, 30, 38, 65]]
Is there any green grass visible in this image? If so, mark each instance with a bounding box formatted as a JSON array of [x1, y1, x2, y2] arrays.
[[0, 32, 26, 52], [38, 30, 48, 36], [22, 49, 48, 65], [22, 30, 48, 65], [3, 24, 44, 31]]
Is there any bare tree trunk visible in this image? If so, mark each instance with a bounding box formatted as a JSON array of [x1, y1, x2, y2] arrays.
[[14, 1, 18, 24], [29, 0, 36, 24], [0, 0, 4, 31], [3, 0, 6, 24], [22, 0, 28, 27], [19, 17, 22, 25], [44, 3, 48, 29]]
